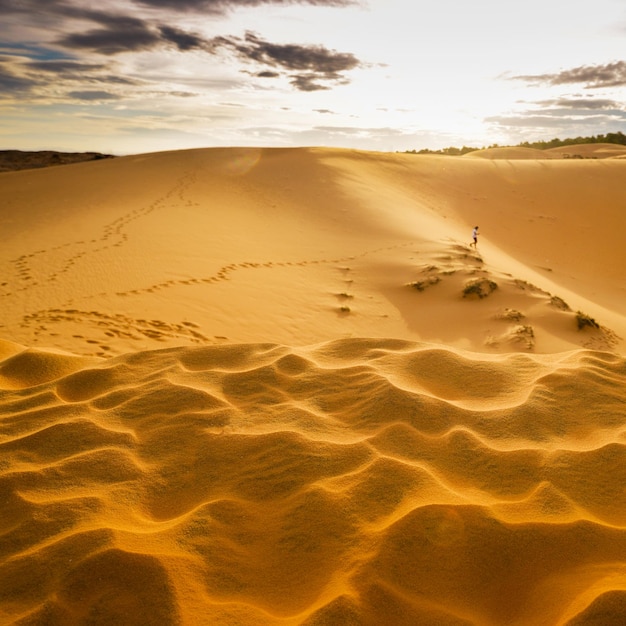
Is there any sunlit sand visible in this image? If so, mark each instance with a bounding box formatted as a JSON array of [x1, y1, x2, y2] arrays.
[[1, 147, 625, 625]]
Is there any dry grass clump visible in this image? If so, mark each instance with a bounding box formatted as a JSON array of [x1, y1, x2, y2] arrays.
[[508, 325, 535, 349], [463, 278, 498, 299], [495, 308, 525, 322], [408, 276, 441, 292], [550, 295, 572, 311], [576, 311, 600, 330]]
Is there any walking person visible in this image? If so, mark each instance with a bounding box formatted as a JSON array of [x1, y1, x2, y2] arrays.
[[471, 225, 479, 248]]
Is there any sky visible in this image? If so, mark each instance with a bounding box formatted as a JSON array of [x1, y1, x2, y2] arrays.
[[1, 0, 625, 154]]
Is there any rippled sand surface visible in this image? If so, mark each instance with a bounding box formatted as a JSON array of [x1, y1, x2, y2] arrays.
[[1, 338, 625, 625]]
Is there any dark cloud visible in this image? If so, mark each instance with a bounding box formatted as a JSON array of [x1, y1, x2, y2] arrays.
[[133, 0, 356, 13], [290, 74, 330, 91], [58, 12, 162, 55], [513, 61, 626, 88], [0, 63, 39, 95], [27, 60, 107, 75], [53, 8, 216, 55], [0, 0, 357, 19], [0, 0, 52, 14], [217, 31, 360, 74], [213, 31, 361, 90], [2, 0, 362, 93], [158, 26, 208, 51]]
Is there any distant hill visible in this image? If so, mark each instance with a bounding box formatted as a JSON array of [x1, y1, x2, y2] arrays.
[[0, 150, 115, 173]]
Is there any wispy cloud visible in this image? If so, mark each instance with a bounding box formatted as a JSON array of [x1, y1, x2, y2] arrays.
[[486, 101, 626, 143], [67, 90, 122, 101], [0, 63, 40, 96], [133, 0, 357, 13], [0, 0, 356, 15], [512, 61, 626, 88], [0, 54, 145, 104], [536, 97, 623, 110]]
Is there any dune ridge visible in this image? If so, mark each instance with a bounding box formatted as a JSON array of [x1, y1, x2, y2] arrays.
[[1, 337, 625, 625]]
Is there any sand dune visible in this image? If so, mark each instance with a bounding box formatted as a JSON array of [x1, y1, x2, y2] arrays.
[[0, 147, 624, 356], [1, 338, 625, 625], [464, 143, 626, 160], [1, 147, 625, 625]]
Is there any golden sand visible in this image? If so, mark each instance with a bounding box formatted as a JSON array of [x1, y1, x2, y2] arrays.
[[0, 147, 625, 625]]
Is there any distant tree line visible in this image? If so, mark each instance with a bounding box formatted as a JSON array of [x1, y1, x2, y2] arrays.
[[404, 145, 479, 156], [404, 131, 626, 155]]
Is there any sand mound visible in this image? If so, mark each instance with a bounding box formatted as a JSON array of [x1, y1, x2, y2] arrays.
[[464, 143, 626, 160], [463, 146, 554, 160], [0, 338, 624, 625], [545, 143, 626, 159]]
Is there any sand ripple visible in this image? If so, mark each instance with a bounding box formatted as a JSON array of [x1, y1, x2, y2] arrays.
[[1, 338, 625, 625]]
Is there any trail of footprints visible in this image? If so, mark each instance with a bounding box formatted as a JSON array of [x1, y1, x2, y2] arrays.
[[1, 163, 412, 355], [106, 256, 353, 297], [23, 309, 212, 357], [1, 162, 403, 303], [1, 170, 199, 296], [17, 243, 410, 356]]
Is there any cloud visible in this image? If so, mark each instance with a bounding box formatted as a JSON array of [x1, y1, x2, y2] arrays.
[[0, 0, 358, 21], [0, 53, 146, 105], [0, 63, 39, 95], [158, 26, 209, 51], [54, 10, 212, 55], [67, 90, 122, 101], [513, 61, 626, 88], [536, 97, 622, 110], [213, 31, 362, 90], [132, 0, 357, 13], [1, 0, 363, 103], [290, 74, 329, 91], [58, 11, 163, 55], [51, 2, 364, 92], [26, 60, 106, 74], [485, 105, 626, 139], [312, 125, 407, 136], [217, 31, 360, 74]]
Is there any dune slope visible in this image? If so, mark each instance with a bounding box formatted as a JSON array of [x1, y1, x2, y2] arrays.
[[1, 338, 625, 625], [0, 147, 624, 356]]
